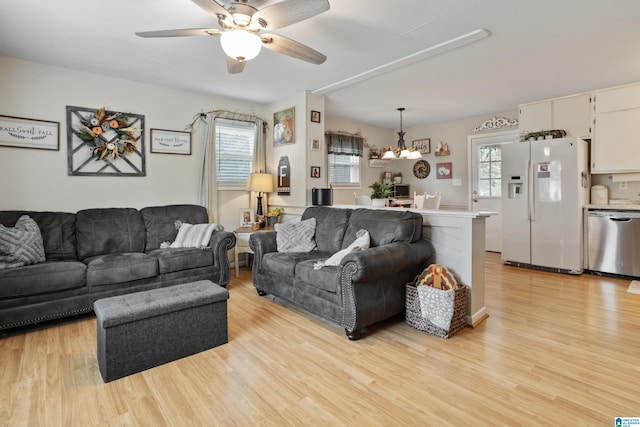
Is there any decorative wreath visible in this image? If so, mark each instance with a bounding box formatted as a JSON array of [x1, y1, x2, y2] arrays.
[[75, 107, 140, 161]]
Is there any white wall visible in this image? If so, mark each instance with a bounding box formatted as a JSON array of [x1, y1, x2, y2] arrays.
[[326, 110, 519, 208], [394, 110, 519, 208], [0, 55, 264, 230]]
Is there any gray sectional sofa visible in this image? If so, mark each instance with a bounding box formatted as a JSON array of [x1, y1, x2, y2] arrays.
[[249, 207, 433, 340], [0, 204, 235, 331]]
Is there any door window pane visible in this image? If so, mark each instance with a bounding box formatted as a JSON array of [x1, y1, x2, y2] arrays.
[[477, 144, 502, 197]]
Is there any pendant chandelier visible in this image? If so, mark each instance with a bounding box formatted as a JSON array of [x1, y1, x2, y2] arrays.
[[381, 108, 422, 159]]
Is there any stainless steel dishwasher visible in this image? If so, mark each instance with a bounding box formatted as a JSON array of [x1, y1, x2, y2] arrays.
[[587, 210, 640, 276]]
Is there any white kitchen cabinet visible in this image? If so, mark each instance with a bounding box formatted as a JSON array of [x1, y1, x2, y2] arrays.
[[519, 93, 591, 138], [518, 101, 552, 133], [592, 82, 640, 173]]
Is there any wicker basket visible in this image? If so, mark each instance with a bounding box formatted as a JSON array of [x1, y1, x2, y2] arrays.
[[405, 283, 468, 338]]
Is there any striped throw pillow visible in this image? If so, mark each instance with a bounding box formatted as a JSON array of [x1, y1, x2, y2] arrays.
[[170, 223, 222, 249], [0, 215, 46, 269]]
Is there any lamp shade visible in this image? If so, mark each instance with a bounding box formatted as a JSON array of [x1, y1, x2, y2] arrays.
[[247, 172, 273, 193], [220, 30, 262, 61]]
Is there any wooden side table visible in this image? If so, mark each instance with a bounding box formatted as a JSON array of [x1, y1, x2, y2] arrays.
[[233, 226, 274, 278]]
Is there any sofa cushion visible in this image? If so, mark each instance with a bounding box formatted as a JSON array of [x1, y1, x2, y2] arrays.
[[141, 205, 209, 251], [0, 211, 77, 260], [147, 248, 214, 274], [262, 251, 330, 277], [84, 253, 158, 287], [170, 223, 222, 248], [0, 215, 46, 269], [342, 209, 422, 248], [295, 260, 341, 293], [274, 218, 317, 253], [76, 208, 146, 260], [0, 260, 86, 298], [301, 207, 350, 253]]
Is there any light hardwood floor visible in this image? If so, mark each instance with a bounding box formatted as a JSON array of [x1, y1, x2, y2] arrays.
[[2, 253, 639, 426]]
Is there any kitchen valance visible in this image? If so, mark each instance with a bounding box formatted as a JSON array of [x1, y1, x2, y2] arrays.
[[326, 131, 365, 157]]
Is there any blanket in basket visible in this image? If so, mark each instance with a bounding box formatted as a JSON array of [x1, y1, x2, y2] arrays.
[[417, 286, 455, 330]]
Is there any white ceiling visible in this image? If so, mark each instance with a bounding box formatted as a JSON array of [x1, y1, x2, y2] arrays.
[[1, 0, 640, 129]]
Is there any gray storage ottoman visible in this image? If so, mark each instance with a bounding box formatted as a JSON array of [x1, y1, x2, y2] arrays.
[[94, 280, 229, 382]]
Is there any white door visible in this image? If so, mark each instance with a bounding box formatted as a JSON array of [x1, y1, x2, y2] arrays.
[[468, 130, 520, 252]]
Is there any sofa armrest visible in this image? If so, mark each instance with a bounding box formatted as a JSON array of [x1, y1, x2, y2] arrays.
[[339, 239, 433, 336], [209, 230, 236, 285], [249, 231, 277, 272], [342, 239, 433, 283]]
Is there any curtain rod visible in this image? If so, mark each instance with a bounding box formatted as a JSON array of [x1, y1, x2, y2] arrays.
[[186, 109, 266, 132], [325, 130, 369, 146]]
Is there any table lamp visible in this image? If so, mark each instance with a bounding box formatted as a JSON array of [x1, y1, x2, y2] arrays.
[[247, 172, 273, 217]]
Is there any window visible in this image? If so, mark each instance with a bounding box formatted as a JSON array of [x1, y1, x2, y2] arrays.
[[215, 118, 255, 187], [477, 144, 501, 197], [329, 154, 361, 186]]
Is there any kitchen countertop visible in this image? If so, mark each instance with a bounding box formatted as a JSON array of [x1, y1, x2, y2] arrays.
[[585, 204, 640, 211]]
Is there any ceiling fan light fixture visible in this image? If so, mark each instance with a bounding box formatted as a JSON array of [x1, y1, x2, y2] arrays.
[[220, 29, 262, 61], [232, 12, 252, 27]]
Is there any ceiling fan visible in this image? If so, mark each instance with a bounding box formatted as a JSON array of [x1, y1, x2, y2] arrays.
[[136, 0, 329, 74]]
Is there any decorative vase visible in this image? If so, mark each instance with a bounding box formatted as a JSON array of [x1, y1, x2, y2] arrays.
[[267, 216, 278, 227], [371, 199, 386, 208]]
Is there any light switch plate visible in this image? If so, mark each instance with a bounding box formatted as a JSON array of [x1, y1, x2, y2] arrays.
[[452, 178, 462, 186]]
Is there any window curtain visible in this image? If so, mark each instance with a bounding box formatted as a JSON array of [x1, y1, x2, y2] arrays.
[[199, 114, 218, 222], [250, 120, 268, 213], [326, 132, 364, 157], [196, 111, 266, 222]]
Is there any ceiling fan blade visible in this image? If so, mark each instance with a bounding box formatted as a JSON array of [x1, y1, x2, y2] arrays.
[[191, 0, 230, 19], [226, 56, 247, 74], [244, 0, 270, 7], [135, 28, 221, 38], [261, 33, 326, 64], [253, 0, 329, 30]]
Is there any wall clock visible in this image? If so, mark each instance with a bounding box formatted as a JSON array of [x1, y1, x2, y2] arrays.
[[413, 160, 431, 179]]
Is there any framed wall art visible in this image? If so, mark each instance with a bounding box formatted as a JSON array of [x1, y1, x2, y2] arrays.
[[66, 105, 145, 176], [436, 162, 452, 179], [150, 129, 191, 155], [310, 138, 320, 151], [273, 107, 295, 146], [0, 115, 59, 150], [412, 138, 430, 154], [310, 110, 321, 123], [310, 166, 321, 178]]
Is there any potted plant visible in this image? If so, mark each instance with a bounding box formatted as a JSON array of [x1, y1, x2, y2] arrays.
[[369, 181, 392, 207], [265, 207, 284, 227]]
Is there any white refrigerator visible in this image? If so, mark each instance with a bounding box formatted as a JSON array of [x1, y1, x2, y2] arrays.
[[501, 137, 589, 273]]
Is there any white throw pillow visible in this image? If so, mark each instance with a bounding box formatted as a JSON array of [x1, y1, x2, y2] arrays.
[[274, 218, 317, 253], [170, 223, 222, 249], [314, 229, 370, 269]]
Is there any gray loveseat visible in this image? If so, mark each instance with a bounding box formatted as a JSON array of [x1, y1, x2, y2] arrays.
[[249, 207, 433, 340], [0, 204, 235, 331]]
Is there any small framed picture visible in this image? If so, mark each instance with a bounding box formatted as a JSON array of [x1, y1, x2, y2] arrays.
[[310, 138, 320, 151], [436, 162, 453, 179], [310, 166, 321, 178], [310, 110, 321, 123], [150, 129, 191, 155], [412, 138, 430, 154], [240, 208, 254, 227], [383, 171, 392, 184]]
